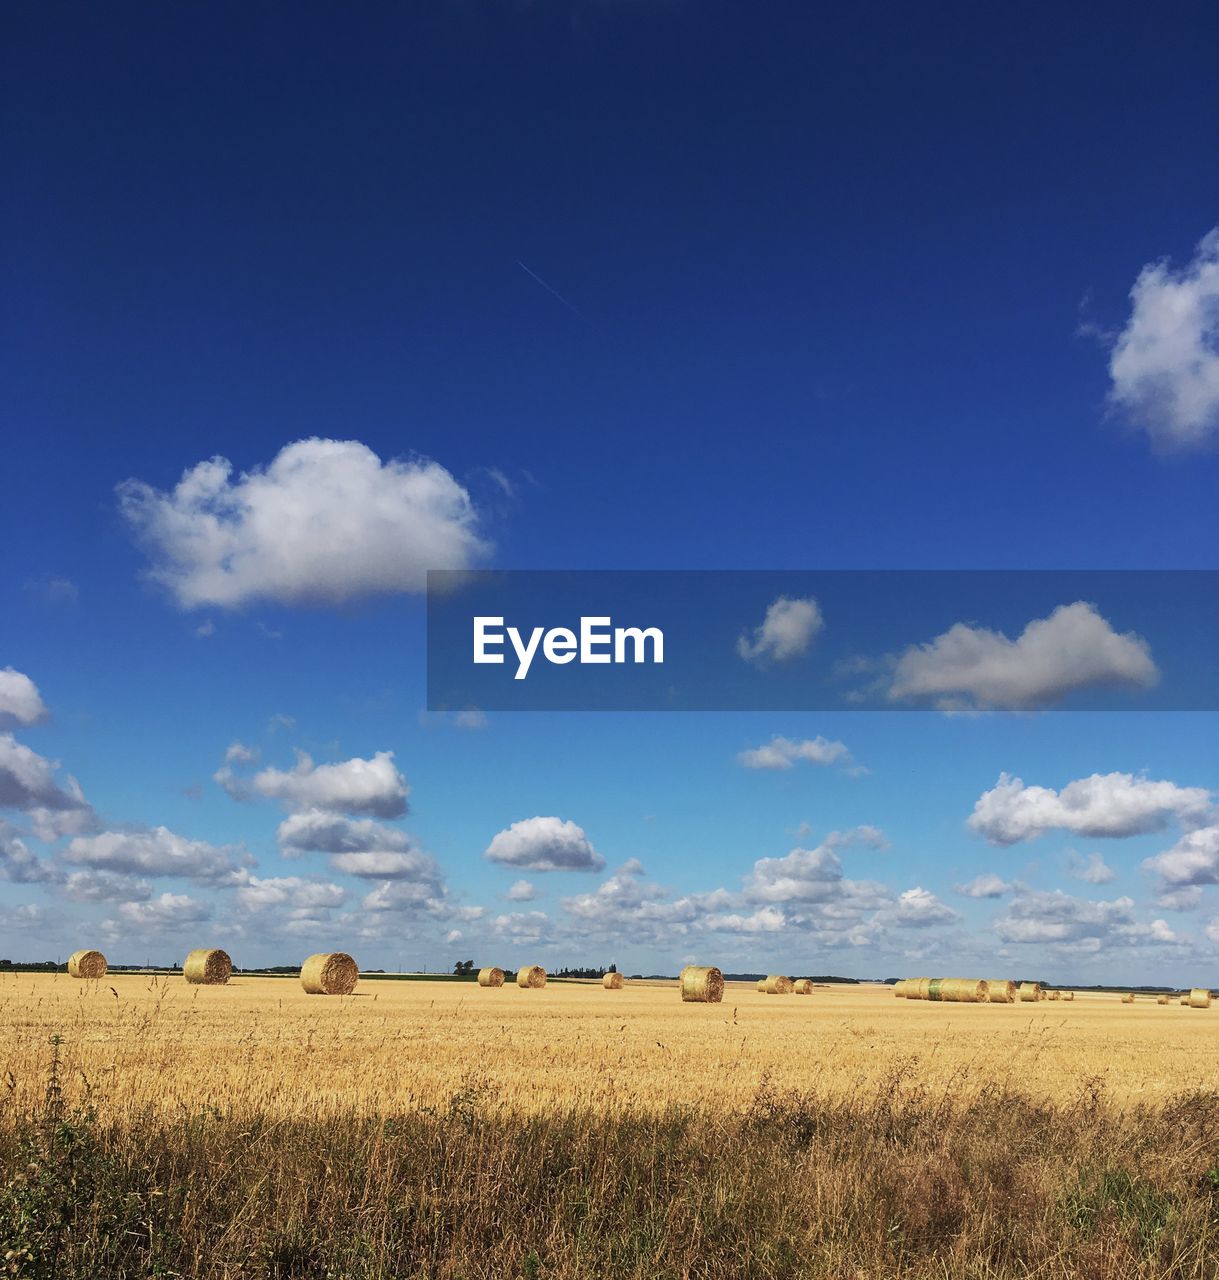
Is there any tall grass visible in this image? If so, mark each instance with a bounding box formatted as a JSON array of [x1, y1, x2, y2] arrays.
[[3, 1055, 1219, 1278]]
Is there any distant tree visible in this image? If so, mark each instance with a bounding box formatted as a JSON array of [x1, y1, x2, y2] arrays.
[[608, 963, 617, 973]]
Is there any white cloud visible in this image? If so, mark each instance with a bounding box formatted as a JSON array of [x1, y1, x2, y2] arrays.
[[118, 438, 490, 608], [114, 892, 211, 931], [884, 887, 959, 928], [993, 888, 1174, 950], [0, 820, 57, 884], [61, 869, 154, 903], [969, 772, 1213, 845], [327, 850, 436, 880], [887, 603, 1157, 713], [506, 879, 538, 901], [955, 873, 1012, 899], [1142, 825, 1219, 888], [64, 826, 247, 885], [233, 876, 346, 913], [0, 733, 97, 838], [0, 903, 48, 930], [224, 741, 259, 765], [489, 910, 552, 945], [744, 842, 847, 905], [1156, 885, 1203, 912], [234, 750, 409, 818], [737, 735, 852, 770], [1066, 851, 1117, 885], [1108, 227, 1219, 448], [743, 827, 888, 908], [737, 596, 823, 666], [485, 816, 605, 872], [276, 809, 443, 881], [454, 709, 488, 730], [0, 668, 48, 728], [277, 810, 412, 855]]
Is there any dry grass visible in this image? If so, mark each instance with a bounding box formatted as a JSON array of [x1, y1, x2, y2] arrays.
[[0, 973, 1215, 1122]]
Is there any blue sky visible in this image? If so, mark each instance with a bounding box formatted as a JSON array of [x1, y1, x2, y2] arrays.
[[3, 2, 1218, 981]]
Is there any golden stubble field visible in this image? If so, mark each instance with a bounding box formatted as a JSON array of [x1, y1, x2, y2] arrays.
[[2, 972, 1215, 1119]]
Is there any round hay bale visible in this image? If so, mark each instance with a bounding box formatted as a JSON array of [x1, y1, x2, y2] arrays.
[[906, 977, 932, 1001], [1157, 994, 1172, 1005], [793, 978, 813, 995], [183, 948, 232, 985], [764, 974, 794, 994], [477, 966, 505, 988], [893, 979, 908, 997], [1047, 989, 1061, 1001], [986, 980, 1016, 1004], [756, 979, 767, 992], [1180, 996, 1189, 1006], [1018, 982, 1041, 1002], [602, 971, 624, 989], [1187, 987, 1212, 1009], [939, 978, 988, 1003], [516, 965, 547, 989], [300, 952, 358, 995], [1120, 993, 1135, 1003], [679, 965, 724, 1003], [1061, 991, 1075, 1001], [67, 949, 107, 979]]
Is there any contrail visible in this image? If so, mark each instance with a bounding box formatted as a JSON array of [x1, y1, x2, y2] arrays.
[[516, 260, 582, 317]]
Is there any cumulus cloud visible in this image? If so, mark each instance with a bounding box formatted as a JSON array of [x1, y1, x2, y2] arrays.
[[1142, 825, 1219, 888], [227, 750, 409, 818], [1108, 227, 1219, 448], [117, 438, 490, 608], [489, 910, 552, 945], [64, 826, 248, 885], [955, 873, 1012, 899], [0, 903, 48, 930], [485, 816, 605, 873], [506, 879, 538, 901], [276, 809, 444, 881], [968, 772, 1213, 845], [0, 733, 97, 839], [737, 597, 823, 666], [1156, 885, 1203, 912], [883, 887, 959, 928], [994, 888, 1175, 950], [233, 876, 346, 913], [114, 892, 211, 931], [0, 668, 48, 727], [277, 810, 410, 855], [359, 883, 484, 930], [737, 735, 852, 770], [563, 869, 693, 931], [61, 869, 154, 903], [1066, 851, 1118, 885], [886, 603, 1158, 713], [0, 820, 57, 883]]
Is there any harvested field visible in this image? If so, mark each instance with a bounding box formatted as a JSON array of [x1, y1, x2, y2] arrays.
[[0, 973, 1214, 1120]]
